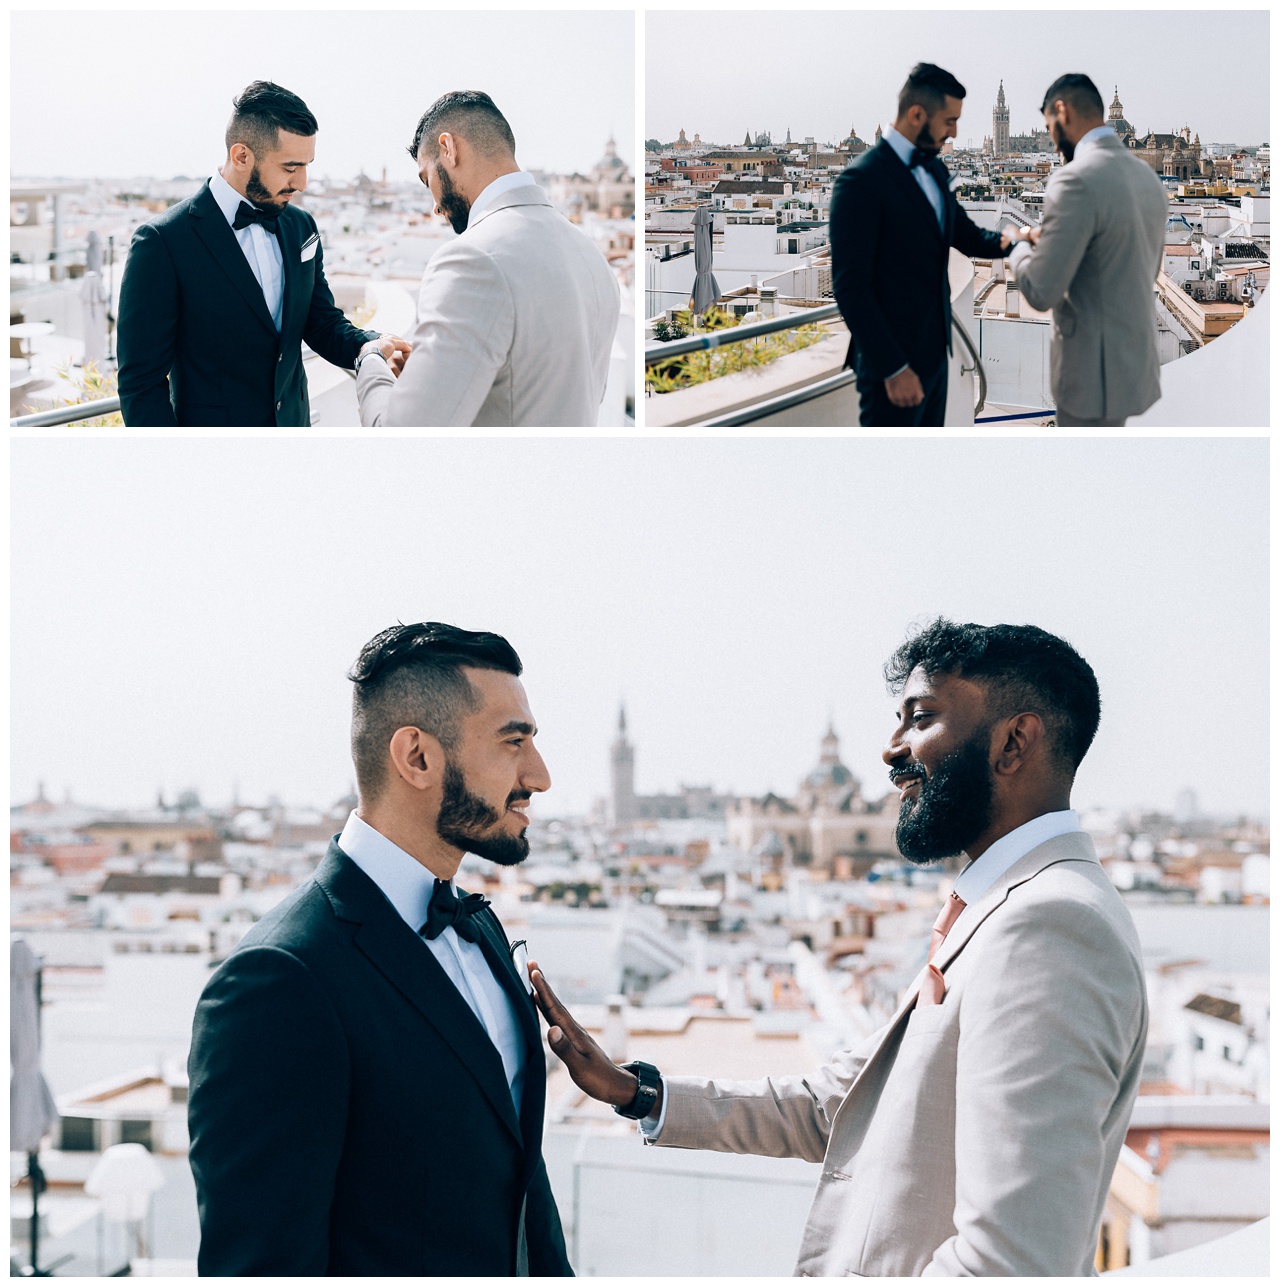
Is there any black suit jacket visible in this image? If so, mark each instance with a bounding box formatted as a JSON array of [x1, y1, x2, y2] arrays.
[[117, 181, 376, 427], [187, 841, 573, 1276], [829, 139, 1007, 385]]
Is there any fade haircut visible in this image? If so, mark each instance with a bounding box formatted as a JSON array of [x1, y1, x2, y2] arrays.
[[407, 90, 516, 163], [897, 63, 967, 118], [225, 81, 318, 157], [1040, 73, 1105, 120], [884, 618, 1101, 773], [349, 622, 523, 800]]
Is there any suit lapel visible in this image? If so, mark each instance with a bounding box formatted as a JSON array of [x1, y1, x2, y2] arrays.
[[470, 906, 546, 1169], [876, 140, 943, 241], [930, 157, 956, 244], [277, 210, 302, 341], [188, 182, 278, 336], [839, 831, 1102, 1100], [315, 845, 524, 1148]]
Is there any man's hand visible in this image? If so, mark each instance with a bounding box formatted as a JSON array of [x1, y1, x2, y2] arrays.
[[999, 232, 1012, 252], [1027, 226, 1042, 246], [884, 366, 925, 408], [528, 961, 644, 1109], [377, 334, 413, 377]]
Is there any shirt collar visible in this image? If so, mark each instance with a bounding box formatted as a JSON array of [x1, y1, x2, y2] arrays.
[[468, 170, 538, 224], [209, 169, 253, 227], [951, 809, 1082, 905], [337, 810, 445, 931], [883, 125, 915, 169], [1076, 125, 1116, 155]]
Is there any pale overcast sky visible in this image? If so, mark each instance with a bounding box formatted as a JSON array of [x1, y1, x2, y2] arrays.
[[646, 9, 1269, 148], [10, 7, 634, 179], [11, 437, 1268, 820]]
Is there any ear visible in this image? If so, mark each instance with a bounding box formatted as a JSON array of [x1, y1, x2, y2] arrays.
[[387, 725, 446, 793], [992, 712, 1045, 776], [229, 143, 253, 170], [437, 131, 459, 169]]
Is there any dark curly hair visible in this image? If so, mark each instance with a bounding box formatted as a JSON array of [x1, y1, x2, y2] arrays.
[[349, 622, 522, 798], [885, 617, 1100, 771]]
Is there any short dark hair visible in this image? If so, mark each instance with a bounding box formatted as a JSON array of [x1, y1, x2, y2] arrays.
[[407, 90, 516, 163], [225, 81, 318, 157], [348, 622, 523, 799], [884, 618, 1101, 773], [897, 63, 967, 118], [1040, 74, 1105, 120]]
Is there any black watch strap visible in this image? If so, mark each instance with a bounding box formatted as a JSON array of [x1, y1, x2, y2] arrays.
[[613, 1060, 662, 1120]]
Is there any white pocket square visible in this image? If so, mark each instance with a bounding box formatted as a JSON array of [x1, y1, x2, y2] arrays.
[[300, 234, 319, 262]]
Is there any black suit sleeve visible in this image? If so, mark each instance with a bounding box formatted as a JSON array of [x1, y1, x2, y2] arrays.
[[951, 200, 1008, 259], [116, 222, 179, 427], [829, 165, 909, 381], [188, 946, 349, 1275], [299, 224, 378, 369]]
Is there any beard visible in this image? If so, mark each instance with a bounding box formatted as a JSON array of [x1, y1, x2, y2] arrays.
[[435, 758, 530, 866], [245, 163, 290, 208], [894, 728, 995, 864], [434, 162, 472, 234], [1050, 120, 1075, 164], [916, 121, 941, 157]]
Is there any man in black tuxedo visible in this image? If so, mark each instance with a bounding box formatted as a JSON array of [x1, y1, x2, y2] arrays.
[[117, 81, 409, 426], [830, 64, 1015, 427], [187, 623, 573, 1275]]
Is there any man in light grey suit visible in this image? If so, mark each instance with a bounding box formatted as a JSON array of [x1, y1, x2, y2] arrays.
[[531, 619, 1148, 1276], [356, 91, 620, 427], [1008, 74, 1168, 426]]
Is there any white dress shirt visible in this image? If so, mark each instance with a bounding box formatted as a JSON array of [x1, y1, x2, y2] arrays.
[[951, 808, 1083, 904], [642, 808, 1085, 1140], [209, 169, 285, 331], [467, 170, 538, 224], [337, 810, 526, 1113], [883, 124, 945, 231]]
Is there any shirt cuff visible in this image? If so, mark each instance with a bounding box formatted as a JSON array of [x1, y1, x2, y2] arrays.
[[638, 1077, 669, 1141], [1008, 240, 1033, 271], [887, 362, 910, 381]]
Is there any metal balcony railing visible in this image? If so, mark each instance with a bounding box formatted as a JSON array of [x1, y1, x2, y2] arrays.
[[10, 397, 122, 428], [646, 302, 990, 425]]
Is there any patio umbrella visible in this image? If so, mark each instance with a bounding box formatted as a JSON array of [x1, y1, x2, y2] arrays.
[[11, 937, 58, 1274], [690, 205, 720, 317], [80, 231, 110, 366]]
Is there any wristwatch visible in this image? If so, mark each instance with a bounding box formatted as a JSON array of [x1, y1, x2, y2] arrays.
[[613, 1060, 662, 1120], [354, 340, 388, 375]]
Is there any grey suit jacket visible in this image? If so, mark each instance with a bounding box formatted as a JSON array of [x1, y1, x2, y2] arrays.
[[1010, 132, 1168, 420], [356, 185, 620, 426], [652, 832, 1148, 1276]]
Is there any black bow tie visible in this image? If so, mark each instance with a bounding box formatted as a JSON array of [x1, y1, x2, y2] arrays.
[[420, 879, 490, 944], [232, 201, 282, 236], [910, 147, 936, 171]]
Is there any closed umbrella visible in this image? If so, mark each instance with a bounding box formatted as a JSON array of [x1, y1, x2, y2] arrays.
[[11, 937, 59, 1274], [690, 205, 720, 317]]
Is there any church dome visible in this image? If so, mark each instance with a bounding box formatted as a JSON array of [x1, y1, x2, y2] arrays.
[[800, 723, 858, 794]]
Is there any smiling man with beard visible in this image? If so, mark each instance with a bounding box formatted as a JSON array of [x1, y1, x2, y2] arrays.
[[530, 618, 1147, 1275], [118, 81, 408, 426], [188, 623, 573, 1275]]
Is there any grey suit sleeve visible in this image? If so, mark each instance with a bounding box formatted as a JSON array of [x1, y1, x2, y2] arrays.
[[652, 1024, 886, 1164], [357, 240, 514, 427], [922, 897, 1145, 1276], [1009, 167, 1096, 313], [188, 946, 350, 1275]]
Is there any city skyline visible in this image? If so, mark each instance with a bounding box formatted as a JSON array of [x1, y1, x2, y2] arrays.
[[11, 438, 1268, 819], [10, 9, 634, 180], [647, 10, 1268, 148]]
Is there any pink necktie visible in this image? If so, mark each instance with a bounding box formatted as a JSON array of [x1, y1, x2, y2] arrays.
[[920, 892, 967, 1006], [929, 891, 967, 962]]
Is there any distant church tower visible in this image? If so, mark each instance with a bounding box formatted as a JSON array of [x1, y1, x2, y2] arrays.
[[610, 704, 637, 826], [993, 81, 1010, 157]]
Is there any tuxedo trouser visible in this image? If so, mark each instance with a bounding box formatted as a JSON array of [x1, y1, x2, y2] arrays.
[[856, 359, 947, 427]]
